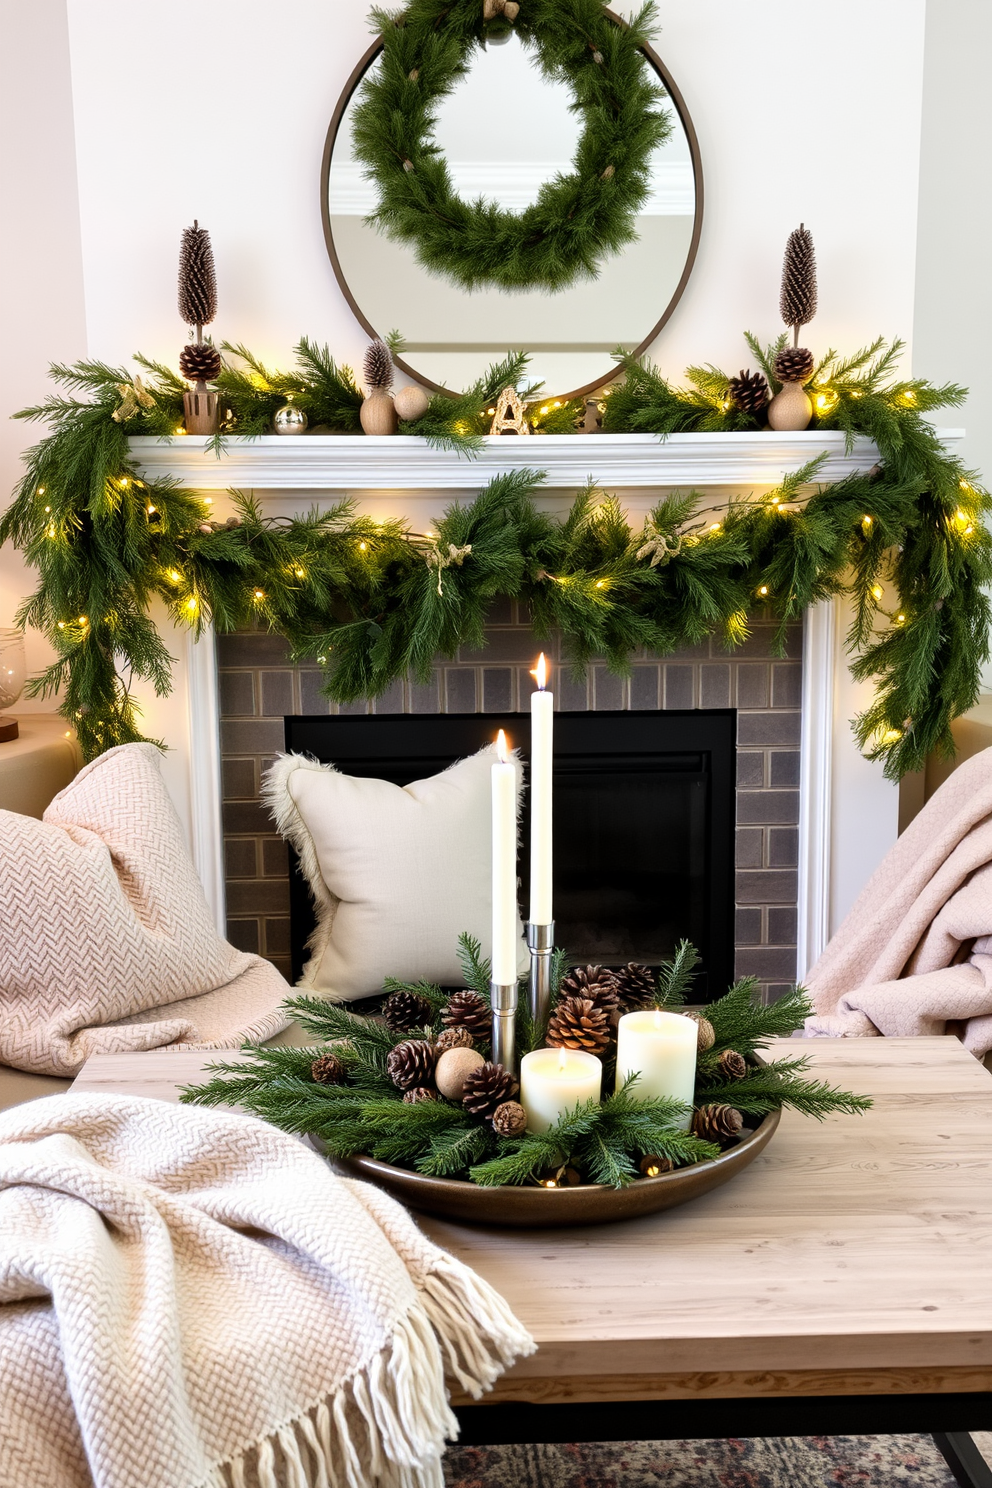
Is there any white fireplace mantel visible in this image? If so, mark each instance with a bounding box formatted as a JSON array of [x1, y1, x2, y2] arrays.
[[139, 430, 964, 975], [130, 429, 945, 493]]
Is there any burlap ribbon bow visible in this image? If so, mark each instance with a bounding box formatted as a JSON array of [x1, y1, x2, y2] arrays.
[[111, 376, 156, 424], [483, 0, 519, 19]]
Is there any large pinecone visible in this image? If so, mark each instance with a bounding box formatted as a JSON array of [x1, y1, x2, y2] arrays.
[[385, 1038, 435, 1091], [773, 346, 814, 385], [693, 1103, 744, 1143], [364, 337, 394, 391], [381, 988, 433, 1033], [178, 220, 217, 330], [461, 1061, 519, 1118], [728, 368, 769, 415], [546, 995, 612, 1056], [612, 963, 656, 1013], [179, 342, 222, 385], [442, 990, 490, 1037], [779, 223, 817, 332], [558, 965, 619, 1016]]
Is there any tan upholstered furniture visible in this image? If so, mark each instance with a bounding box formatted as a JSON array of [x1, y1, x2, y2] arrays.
[[0, 713, 81, 818]]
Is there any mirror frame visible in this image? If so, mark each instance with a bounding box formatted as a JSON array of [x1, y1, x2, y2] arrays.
[[320, 9, 704, 403]]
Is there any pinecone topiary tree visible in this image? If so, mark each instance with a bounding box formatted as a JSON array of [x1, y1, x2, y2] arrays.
[[779, 222, 817, 347], [179, 220, 218, 340], [364, 338, 394, 391], [728, 368, 769, 416]]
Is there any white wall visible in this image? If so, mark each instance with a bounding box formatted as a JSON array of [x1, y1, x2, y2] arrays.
[[4, 0, 936, 898], [0, 0, 87, 706]]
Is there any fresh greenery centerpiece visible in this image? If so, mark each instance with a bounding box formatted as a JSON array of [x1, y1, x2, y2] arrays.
[[181, 937, 871, 1190]]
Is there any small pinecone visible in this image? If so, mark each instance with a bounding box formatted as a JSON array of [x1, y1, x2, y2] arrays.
[[178, 220, 218, 329], [381, 989, 433, 1033], [693, 1103, 744, 1143], [435, 1026, 475, 1054], [310, 1052, 346, 1086], [728, 368, 770, 415], [364, 338, 394, 391], [442, 990, 490, 1037], [638, 1153, 674, 1176], [546, 996, 612, 1056], [686, 1012, 716, 1052], [717, 1049, 748, 1081], [612, 962, 656, 1013], [491, 1099, 527, 1137], [461, 1061, 519, 1119], [773, 346, 815, 385], [386, 1038, 435, 1091], [558, 965, 619, 1016], [402, 1086, 436, 1104], [179, 342, 222, 384]]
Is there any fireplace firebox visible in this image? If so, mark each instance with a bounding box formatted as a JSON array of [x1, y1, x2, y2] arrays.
[[285, 709, 736, 999]]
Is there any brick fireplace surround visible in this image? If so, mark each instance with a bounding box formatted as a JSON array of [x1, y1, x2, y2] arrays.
[[218, 606, 802, 1003]]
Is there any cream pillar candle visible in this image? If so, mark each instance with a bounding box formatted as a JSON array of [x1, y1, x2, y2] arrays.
[[529, 653, 553, 925], [520, 1046, 602, 1133], [490, 729, 518, 987], [615, 1009, 697, 1128]]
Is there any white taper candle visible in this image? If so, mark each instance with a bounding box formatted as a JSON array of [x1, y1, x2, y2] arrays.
[[491, 729, 518, 986], [529, 653, 554, 925]]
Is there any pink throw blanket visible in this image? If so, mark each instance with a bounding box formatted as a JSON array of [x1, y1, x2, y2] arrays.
[[805, 746, 992, 1055]]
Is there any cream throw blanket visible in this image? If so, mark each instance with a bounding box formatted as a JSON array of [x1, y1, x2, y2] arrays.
[[805, 746, 992, 1055], [0, 743, 291, 1075], [0, 1094, 534, 1488]]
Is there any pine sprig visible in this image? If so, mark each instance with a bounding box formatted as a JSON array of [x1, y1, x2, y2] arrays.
[[655, 939, 701, 1007], [705, 981, 814, 1056], [456, 931, 492, 999]]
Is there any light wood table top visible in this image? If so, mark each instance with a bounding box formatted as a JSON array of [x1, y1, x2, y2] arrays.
[[73, 1036, 992, 1404]]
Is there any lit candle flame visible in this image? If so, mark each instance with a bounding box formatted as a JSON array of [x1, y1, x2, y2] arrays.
[[558, 1048, 567, 1074], [532, 652, 548, 690], [654, 1008, 663, 1029], [496, 729, 508, 764]]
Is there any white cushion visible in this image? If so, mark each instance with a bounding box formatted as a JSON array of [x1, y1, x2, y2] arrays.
[[264, 746, 528, 1000], [0, 743, 291, 1076]]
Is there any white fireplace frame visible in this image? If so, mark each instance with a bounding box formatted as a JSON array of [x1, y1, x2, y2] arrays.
[[134, 429, 963, 973]]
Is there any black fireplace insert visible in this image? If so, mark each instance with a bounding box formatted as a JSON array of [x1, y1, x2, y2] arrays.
[[284, 710, 736, 999]]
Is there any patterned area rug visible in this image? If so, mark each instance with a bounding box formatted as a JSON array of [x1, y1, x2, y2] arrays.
[[442, 1435, 958, 1487]]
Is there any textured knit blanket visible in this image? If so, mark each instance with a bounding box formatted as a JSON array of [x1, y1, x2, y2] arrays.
[[805, 747, 992, 1055], [0, 1094, 533, 1488], [0, 743, 291, 1076]]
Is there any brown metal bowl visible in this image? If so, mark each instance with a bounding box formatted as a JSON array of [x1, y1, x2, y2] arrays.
[[311, 1108, 780, 1227]]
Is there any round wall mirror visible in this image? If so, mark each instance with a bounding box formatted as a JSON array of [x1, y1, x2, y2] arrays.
[[321, 15, 702, 402]]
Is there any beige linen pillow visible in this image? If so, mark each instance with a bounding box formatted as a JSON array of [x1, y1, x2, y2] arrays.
[[0, 743, 291, 1076], [264, 746, 528, 999]]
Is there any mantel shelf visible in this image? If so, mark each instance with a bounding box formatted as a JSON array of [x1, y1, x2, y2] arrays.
[[129, 429, 966, 492]]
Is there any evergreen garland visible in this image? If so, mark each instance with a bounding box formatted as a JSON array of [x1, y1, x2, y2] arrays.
[[349, 0, 672, 293], [2, 336, 987, 777], [180, 936, 871, 1190]]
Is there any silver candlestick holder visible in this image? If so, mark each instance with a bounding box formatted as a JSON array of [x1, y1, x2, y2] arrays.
[[526, 920, 555, 1033], [490, 981, 517, 1073]]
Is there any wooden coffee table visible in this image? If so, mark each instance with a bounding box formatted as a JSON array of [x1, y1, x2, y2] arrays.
[[73, 1036, 992, 1487]]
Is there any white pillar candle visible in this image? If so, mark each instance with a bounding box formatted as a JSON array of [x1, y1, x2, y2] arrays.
[[520, 1046, 602, 1133], [615, 1009, 697, 1128], [529, 653, 554, 925], [491, 729, 518, 986]]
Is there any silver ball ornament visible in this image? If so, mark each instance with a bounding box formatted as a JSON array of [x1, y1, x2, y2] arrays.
[[273, 403, 308, 436], [393, 384, 431, 422]]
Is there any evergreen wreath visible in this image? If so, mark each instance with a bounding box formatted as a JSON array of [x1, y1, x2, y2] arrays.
[[2, 336, 988, 779], [349, 0, 672, 292], [180, 936, 871, 1190]]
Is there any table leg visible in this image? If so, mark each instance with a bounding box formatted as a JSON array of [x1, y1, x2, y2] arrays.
[[933, 1433, 992, 1488]]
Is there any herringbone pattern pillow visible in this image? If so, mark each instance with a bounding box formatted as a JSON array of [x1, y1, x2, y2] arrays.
[[0, 743, 291, 1075]]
